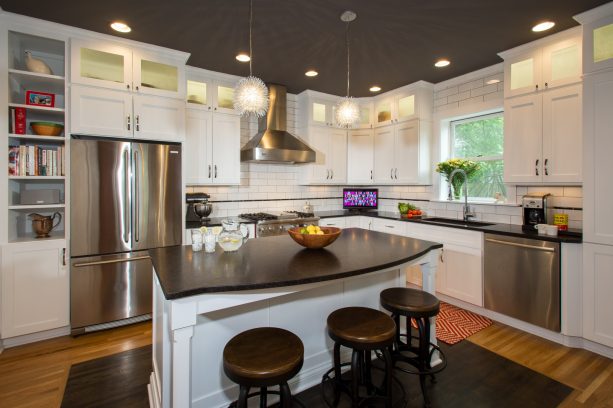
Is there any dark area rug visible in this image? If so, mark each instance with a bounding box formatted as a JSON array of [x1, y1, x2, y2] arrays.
[[61, 346, 151, 408], [60, 341, 572, 408]]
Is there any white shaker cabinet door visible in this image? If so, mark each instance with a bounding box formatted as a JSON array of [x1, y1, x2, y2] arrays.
[[503, 94, 543, 183], [439, 245, 483, 307], [184, 109, 213, 185], [329, 128, 348, 183], [582, 243, 613, 348], [348, 129, 374, 184], [133, 95, 185, 142], [211, 112, 241, 185], [373, 125, 395, 183], [541, 84, 582, 183], [1, 241, 69, 338], [71, 85, 133, 138], [394, 120, 420, 184]]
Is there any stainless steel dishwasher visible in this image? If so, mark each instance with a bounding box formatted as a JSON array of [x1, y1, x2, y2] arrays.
[[484, 234, 560, 332]]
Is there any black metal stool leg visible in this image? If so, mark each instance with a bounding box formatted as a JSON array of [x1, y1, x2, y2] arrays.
[[383, 347, 394, 408], [237, 385, 250, 408], [259, 387, 267, 408], [351, 349, 360, 408], [333, 342, 342, 406], [416, 317, 431, 407], [280, 382, 292, 408]]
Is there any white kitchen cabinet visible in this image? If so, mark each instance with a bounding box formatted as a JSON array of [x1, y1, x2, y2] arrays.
[[345, 216, 362, 228], [370, 218, 407, 236], [501, 28, 581, 98], [403, 223, 483, 306], [320, 217, 346, 228], [582, 243, 613, 348], [360, 216, 373, 230], [374, 82, 433, 128], [71, 84, 185, 142], [299, 126, 347, 184], [186, 74, 240, 116], [347, 129, 374, 184], [297, 93, 337, 128], [1, 240, 69, 338], [504, 84, 581, 183], [184, 108, 240, 185], [71, 38, 187, 99], [582, 71, 613, 245], [373, 119, 430, 185]]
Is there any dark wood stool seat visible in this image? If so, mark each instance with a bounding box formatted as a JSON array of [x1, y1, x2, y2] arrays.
[[323, 307, 396, 408], [223, 327, 304, 407], [380, 287, 447, 407]]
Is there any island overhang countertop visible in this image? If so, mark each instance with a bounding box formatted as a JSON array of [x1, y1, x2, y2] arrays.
[[149, 228, 443, 300]]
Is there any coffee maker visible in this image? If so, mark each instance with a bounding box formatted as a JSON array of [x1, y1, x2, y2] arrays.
[[186, 193, 211, 224], [522, 193, 551, 230]]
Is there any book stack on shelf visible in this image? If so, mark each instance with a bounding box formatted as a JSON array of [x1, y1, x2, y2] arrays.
[[8, 144, 65, 176]]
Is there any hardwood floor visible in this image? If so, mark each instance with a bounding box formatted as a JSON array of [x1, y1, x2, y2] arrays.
[[0, 321, 611, 407]]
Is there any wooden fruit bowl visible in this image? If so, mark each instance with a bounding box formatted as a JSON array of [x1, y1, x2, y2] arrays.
[[287, 227, 342, 249]]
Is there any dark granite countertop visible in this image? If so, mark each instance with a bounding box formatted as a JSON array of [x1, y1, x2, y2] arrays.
[[186, 217, 256, 230], [315, 210, 582, 244], [150, 228, 442, 300]]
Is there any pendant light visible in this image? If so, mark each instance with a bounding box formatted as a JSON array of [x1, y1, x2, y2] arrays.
[[335, 10, 360, 128], [233, 0, 269, 117]]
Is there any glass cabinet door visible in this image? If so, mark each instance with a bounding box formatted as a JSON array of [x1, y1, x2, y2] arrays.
[[375, 100, 392, 126], [358, 105, 372, 128], [187, 80, 208, 106], [215, 85, 238, 114], [396, 94, 415, 122], [70, 39, 132, 91], [312, 102, 328, 125], [542, 38, 581, 89], [133, 52, 185, 98], [505, 50, 542, 97]]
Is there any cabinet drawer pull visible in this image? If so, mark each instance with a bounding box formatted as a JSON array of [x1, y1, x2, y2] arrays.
[[535, 159, 539, 176], [208, 165, 212, 178], [331, 169, 334, 179], [62, 248, 66, 266], [390, 168, 393, 179], [385, 225, 395, 228], [370, 170, 373, 180], [544, 158, 549, 176], [127, 115, 131, 131], [135, 115, 140, 131], [214, 164, 218, 178]]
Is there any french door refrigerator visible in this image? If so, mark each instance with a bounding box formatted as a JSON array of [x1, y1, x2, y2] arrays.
[[70, 137, 181, 335]]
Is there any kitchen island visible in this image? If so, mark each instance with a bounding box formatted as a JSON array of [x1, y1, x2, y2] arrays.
[[148, 228, 442, 408]]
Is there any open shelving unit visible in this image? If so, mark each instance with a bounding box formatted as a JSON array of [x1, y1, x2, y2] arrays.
[[5, 30, 66, 243]]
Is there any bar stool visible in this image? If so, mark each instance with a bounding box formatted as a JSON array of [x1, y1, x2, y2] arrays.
[[322, 307, 396, 408], [380, 287, 447, 407], [223, 327, 305, 408]]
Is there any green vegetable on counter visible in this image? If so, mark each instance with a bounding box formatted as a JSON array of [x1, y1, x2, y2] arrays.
[[398, 202, 417, 214]]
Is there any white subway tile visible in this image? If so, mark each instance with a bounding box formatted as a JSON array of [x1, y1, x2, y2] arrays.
[[563, 187, 583, 198], [459, 95, 484, 107], [436, 87, 459, 99], [434, 97, 447, 107]]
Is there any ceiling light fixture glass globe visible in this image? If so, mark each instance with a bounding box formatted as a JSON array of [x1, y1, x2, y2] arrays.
[[335, 96, 360, 128], [233, 76, 269, 117]]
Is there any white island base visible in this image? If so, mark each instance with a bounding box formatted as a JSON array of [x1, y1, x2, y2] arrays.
[[149, 249, 440, 408]]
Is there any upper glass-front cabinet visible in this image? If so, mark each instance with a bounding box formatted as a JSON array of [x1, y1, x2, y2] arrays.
[[187, 80, 207, 105], [503, 31, 581, 97], [71, 39, 185, 98], [71, 39, 132, 91], [310, 100, 336, 126]]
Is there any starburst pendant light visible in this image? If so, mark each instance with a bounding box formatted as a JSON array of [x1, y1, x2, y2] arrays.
[[233, 0, 269, 117], [335, 10, 360, 128]]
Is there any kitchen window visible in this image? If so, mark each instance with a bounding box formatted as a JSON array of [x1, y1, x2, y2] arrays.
[[450, 112, 505, 200]]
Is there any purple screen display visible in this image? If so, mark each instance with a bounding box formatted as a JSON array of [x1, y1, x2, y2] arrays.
[[343, 190, 377, 208]]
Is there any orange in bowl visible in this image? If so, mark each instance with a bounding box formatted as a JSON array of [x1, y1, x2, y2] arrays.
[[287, 226, 341, 249]]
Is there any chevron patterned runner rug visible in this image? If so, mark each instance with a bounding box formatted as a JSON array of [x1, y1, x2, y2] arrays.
[[412, 302, 493, 345]]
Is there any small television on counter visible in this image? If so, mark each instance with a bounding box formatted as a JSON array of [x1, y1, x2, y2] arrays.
[[343, 188, 378, 211]]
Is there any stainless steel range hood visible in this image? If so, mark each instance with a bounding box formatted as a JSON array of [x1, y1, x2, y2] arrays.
[[240, 84, 315, 164]]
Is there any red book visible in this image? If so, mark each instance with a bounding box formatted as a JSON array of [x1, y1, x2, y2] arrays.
[[15, 108, 26, 135]]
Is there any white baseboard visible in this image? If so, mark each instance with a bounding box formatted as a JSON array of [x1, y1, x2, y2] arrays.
[[434, 292, 613, 360], [1, 325, 70, 349]]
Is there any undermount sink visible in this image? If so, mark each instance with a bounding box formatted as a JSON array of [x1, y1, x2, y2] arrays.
[[420, 217, 496, 228]]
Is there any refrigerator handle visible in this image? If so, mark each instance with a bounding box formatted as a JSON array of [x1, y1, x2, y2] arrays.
[[123, 150, 130, 244], [134, 150, 140, 242]]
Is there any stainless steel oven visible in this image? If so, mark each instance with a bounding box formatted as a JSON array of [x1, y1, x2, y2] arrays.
[[484, 234, 560, 332]]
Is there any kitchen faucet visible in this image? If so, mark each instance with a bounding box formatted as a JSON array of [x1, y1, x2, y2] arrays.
[[449, 168, 476, 221]]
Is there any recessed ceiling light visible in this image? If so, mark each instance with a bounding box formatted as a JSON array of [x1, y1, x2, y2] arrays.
[[369, 86, 381, 92], [236, 53, 251, 62], [486, 79, 501, 85], [110, 22, 131, 33], [434, 59, 450, 68], [305, 70, 318, 77], [532, 21, 555, 32]]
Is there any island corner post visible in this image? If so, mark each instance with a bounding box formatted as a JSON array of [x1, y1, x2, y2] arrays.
[[147, 228, 442, 408]]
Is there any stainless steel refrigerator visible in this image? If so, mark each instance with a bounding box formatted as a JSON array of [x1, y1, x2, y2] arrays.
[[70, 137, 181, 335]]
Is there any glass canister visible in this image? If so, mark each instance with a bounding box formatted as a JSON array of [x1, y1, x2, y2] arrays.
[[218, 219, 244, 252]]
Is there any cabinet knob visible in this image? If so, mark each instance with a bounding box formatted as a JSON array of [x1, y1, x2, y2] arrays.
[[136, 85, 140, 91], [545, 82, 548, 88], [535, 84, 539, 91], [214, 107, 217, 111], [126, 84, 130, 90]]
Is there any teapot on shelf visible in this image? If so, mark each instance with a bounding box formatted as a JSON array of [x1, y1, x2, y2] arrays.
[[28, 212, 62, 238]]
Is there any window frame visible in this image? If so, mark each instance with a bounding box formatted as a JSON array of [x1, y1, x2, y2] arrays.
[[448, 111, 505, 202]]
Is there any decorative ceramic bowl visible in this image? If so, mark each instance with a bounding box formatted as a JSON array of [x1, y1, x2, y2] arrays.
[[31, 121, 64, 136], [287, 227, 342, 249]]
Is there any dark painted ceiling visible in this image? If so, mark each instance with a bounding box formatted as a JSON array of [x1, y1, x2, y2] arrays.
[[0, 0, 609, 96]]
